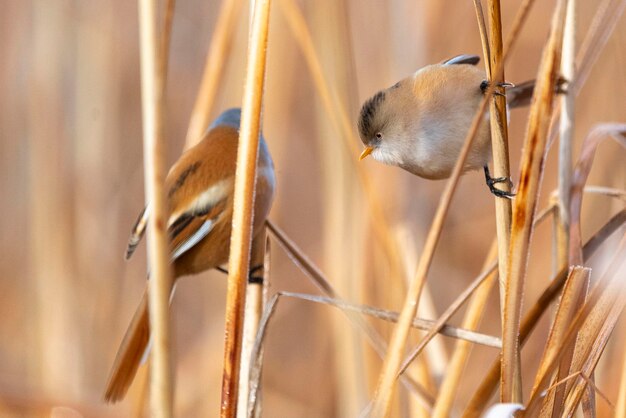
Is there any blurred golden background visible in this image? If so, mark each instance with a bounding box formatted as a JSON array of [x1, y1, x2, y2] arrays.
[[1, 0, 625, 416]]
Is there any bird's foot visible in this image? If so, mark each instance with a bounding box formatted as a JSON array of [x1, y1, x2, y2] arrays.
[[215, 264, 264, 283], [480, 80, 515, 97], [484, 166, 516, 199]]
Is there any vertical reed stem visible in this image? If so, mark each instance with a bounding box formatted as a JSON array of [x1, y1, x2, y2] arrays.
[[220, 1, 271, 416], [557, 0, 576, 268], [137, 0, 173, 415]]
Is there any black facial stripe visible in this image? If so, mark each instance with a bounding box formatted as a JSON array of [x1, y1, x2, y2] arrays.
[[358, 90, 386, 139]]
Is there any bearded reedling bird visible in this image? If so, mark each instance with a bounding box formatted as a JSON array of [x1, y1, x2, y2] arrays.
[[357, 54, 537, 198], [103, 108, 275, 402]]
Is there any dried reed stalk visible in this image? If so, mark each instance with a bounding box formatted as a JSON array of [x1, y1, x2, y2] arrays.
[[185, 0, 244, 147], [501, 0, 567, 404], [462, 209, 626, 416], [220, 0, 271, 416], [431, 241, 498, 417], [555, 0, 576, 270], [137, 0, 173, 414]]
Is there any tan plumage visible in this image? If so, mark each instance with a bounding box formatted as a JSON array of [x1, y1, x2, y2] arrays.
[[357, 54, 535, 195], [104, 108, 275, 402]]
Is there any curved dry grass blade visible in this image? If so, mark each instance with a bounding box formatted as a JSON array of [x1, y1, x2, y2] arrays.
[[185, 0, 244, 147], [462, 209, 626, 417], [569, 124, 626, 263], [220, 1, 271, 416], [502, 0, 567, 404], [137, 0, 174, 414]]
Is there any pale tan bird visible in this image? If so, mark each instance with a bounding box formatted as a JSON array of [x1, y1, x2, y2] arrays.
[[104, 108, 275, 402], [357, 54, 535, 198]]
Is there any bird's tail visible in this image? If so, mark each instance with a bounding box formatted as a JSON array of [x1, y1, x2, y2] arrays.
[[104, 291, 150, 403]]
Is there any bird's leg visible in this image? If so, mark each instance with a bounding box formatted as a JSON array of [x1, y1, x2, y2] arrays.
[[248, 265, 264, 284], [215, 265, 264, 284], [483, 165, 515, 199], [480, 80, 515, 97]]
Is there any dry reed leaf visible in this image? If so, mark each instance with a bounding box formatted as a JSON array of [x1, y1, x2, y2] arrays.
[[462, 209, 626, 417], [616, 344, 626, 418], [501, 0, 567, 403], [569, 123, 626, 264], [530, 266, 591, 417], [221, 0, 271, 416], [523, 238, 626, 416]]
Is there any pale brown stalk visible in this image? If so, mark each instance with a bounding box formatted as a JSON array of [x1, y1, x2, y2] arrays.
[[462, 209, 626, 417], [556, 0, 576, 270], [137, 0, 173, 414], [431, 241, 498, 418], [220, 0, 271, 416], [185, 0, 244, 147], [501, 0, 567, 404]]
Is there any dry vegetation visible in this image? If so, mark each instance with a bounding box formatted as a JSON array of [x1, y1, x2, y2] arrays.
[[1, 0, 625, 417]]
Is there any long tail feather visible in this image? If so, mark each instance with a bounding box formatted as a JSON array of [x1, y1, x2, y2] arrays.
[[104, 292, 150, 403]]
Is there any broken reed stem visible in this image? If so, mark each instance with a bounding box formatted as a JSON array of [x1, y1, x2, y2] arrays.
[[220, 0, 271, 416], [185, 0, 244, 148], [237, 233, 268, 418], [501, 0, 567, 405], [462, 209, 625, 417], [431, 241, 499, 418], [137, 0, 173, 415], [556, 0, 576, 269]]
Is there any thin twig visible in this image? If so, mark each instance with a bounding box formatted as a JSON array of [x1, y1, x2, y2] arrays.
[[220, 1, 271, 416]]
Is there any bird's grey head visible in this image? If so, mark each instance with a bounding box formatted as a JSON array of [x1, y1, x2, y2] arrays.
[[357, 85, 408, 167], [211, 108, 242, 130]]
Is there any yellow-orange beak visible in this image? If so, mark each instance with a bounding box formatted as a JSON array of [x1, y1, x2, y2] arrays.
[[359, 146, 374, 161]]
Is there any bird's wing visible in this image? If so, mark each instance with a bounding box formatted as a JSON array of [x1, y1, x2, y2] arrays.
[[125, 205, 149, 260], [442, 54, 480, 66], [168, 197, 228, 260]]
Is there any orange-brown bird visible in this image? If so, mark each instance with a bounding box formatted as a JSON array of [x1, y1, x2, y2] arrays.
[[104, 108, 275, 402]]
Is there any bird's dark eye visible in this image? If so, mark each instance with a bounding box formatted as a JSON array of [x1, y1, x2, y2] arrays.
[[375, 132, 383, 139]]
